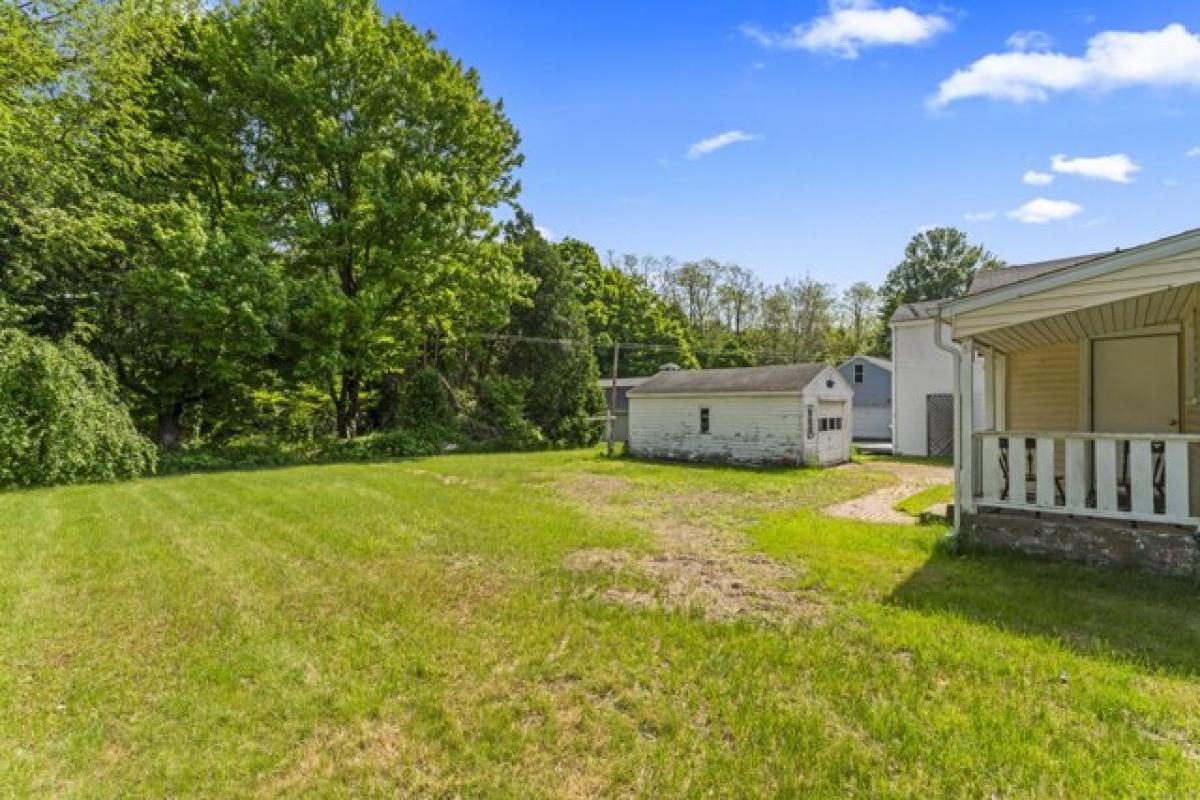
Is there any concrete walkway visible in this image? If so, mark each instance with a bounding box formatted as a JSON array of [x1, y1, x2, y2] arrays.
[[824, 461, 953, 525]]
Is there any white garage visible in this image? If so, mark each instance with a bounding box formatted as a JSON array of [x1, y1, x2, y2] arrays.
[[626, 364, 853, 466]]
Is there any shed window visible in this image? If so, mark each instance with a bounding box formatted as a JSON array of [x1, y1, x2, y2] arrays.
[[699, 407, 710, 434], [853, 363, 864, 383], [806, 406, 814, 439]]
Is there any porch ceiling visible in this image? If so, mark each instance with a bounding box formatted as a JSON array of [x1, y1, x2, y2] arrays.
[[972, 283, 1199, 353]]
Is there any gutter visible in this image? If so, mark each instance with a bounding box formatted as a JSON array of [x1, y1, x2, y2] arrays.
[[933, 307, 964, 538]]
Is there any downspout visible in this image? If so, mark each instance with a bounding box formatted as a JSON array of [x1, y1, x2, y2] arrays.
[[933, 307, 965, 538]]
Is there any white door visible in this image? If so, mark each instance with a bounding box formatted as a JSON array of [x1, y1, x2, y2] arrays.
[[816, 401, 847, 465], [1092, 335, 1179, 433]]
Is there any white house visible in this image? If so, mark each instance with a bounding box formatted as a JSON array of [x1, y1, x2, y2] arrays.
[[939, 227, 1200, 576], [890, 301, 984, 457], [626, 364, 853, 466]]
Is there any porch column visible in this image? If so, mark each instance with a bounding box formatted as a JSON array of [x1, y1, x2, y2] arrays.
[[956, 336, 976, 522]]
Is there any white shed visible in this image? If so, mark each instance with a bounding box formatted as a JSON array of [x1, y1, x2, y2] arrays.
[[890, 300, 984, 457], [626, 364, 853, 466]]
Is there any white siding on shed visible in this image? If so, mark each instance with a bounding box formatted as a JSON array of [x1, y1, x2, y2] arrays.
[[629, 395, 806, 465], [627, 366, 853, 466]]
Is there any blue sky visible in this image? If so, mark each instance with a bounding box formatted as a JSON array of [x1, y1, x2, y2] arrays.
[[396, 1, 1200, 287]]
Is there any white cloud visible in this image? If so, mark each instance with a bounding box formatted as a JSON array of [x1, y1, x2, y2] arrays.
[[1187, 146, 1200, 157], [1163, 178, 1181, 186], [740, 0, 949, 60], [535, 225, 556, 241], [932, 23, 1200, 107], [1022, 170, 1054, 185], [1050, 153, 1140, 183], [1007, 198, 1083, 224], [964, 210, 996, 222], [1006, 30, 1053, 52], [687, 130, 759, 159]]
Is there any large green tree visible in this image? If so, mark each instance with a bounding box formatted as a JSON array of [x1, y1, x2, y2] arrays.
[[878, 227, 1003, 343], [496, 215, 599, 445], [0, 2, 287, 447], [557, 239, 695, 377], [209, 0, 524, 437]]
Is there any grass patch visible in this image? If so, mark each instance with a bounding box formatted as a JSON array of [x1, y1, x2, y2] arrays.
[[1, 450, 1199, 795], [894, 482, 954, 517]]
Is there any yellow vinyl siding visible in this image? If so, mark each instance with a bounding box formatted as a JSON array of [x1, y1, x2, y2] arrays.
[[1006, 342, 1080, 432]]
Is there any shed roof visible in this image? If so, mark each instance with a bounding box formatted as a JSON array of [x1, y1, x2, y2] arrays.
[[596, 376, 652, 388], [628, 363, 827, 396]]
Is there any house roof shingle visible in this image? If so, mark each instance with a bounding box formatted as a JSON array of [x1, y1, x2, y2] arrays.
[[627, 363, 828, 396], [966, 253, 1105, 295], [889, 299, 943, 323]]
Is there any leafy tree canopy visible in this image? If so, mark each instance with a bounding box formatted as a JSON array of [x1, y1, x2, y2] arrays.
[[879, 227, 1004, 324]]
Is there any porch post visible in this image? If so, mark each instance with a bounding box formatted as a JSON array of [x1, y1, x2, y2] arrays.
[[957, 336, 977, 522]]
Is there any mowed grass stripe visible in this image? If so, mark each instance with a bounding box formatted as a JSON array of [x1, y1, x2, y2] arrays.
[[1, 451, 1200, 795]]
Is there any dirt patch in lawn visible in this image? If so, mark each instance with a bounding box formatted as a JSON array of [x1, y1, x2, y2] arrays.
[[558, 474, 823, 623]]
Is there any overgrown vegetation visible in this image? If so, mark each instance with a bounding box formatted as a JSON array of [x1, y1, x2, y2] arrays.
[[2, 450, 1198, 795], [0, 330, 156, 487]]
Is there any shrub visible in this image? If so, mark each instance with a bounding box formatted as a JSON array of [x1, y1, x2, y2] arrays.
[[0, 330, 157, 488], [399, 367, 456, 432], [157, 429, 455, 475], [473, 376, 545, 451], [325, 429, 446, 461], [156, 434, 311, 475]]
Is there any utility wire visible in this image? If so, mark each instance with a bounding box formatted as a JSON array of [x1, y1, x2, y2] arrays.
[[465, 331, 816, 365]]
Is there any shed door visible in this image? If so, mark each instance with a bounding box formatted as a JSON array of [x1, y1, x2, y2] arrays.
[[816, 400, 847, 465], [1093, 335, 1179, 433]]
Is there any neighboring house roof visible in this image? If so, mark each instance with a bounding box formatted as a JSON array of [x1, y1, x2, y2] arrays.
[[966, 253, 1105, 295], [840, 355, 892, 372], [947, 224, 1200, 316], [889, 299, 943, 323], [628, 363, 828, 396]]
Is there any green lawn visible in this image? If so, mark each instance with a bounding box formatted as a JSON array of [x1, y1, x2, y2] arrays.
[[2, 451, 1200, 796], [894, 483, 954, 517]]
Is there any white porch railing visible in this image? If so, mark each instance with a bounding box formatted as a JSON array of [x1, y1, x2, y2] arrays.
[[974, 431, 1200, 525]]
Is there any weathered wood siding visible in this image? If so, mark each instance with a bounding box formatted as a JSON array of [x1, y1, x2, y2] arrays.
[[628, 395, 807, 465], [1006, 342, 1080, 432]]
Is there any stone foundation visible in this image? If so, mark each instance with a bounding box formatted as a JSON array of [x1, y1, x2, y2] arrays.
[[960, 509, 1200, 578]]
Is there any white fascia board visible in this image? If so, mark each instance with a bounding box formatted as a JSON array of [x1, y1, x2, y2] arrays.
[[944, 229, 1200, 317]]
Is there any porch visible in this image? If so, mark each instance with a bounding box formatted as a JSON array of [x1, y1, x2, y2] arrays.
[[943, 233, 1200, 574]]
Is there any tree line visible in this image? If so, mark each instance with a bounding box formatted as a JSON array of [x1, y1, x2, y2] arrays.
[[603, 221, 1002, 375], [0, 0, 1002, 479]]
